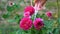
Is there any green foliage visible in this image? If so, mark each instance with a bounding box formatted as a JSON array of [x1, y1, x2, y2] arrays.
[[44, 20, 54, 28], [52, 28, 59, 34], [14, 14, 23, 24], [2, 13, 10, 18], [7, 3, 20, 12], [58, 18, 60, 23], [5, 14, 23, 23]]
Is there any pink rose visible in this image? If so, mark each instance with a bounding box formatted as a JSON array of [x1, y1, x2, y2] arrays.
[[24, 6, 35, 15], [24, 12, 31, 18], [33, 18, 44, 30], [20, 17, 32, 30], [46, 11, 52, 18]]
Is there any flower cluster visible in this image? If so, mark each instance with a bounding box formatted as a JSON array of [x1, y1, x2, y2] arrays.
[[20, 6, 35, 30], [19, 6, 52, 30]]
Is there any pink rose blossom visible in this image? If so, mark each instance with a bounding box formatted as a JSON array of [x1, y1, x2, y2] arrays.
[[24, 12, 31, 18], [33, 18, 44, 30], [20, 17, 32, 30], [24, 6, 35, 15], [46, 11, 52, 18]]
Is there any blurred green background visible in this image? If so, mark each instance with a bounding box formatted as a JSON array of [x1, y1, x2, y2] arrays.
[[0, 0, 60, 34]]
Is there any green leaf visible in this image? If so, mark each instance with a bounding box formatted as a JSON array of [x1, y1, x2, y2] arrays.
[[10, 31, 16, 34], [7, 3, 20, 12], [2, 13, 10, 18], [44, 20, 54, 28], [43, 20, 55, 34], [58, 18, 60, 23], [16, 29, 23, 34], [7, 6, 15, 12], [41, 27, 47, 34], [16, 29, 31, 34], [52, 29, 59, 34], [31, 28, 35, 34], [36, 13, 41, 18], [14, 14, 23, 24], [36, 13, 47, 19]]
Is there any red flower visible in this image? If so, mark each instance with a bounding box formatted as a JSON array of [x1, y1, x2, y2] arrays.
[[46, 11, 52, 18], [33, 18, 44, 30], [20, 17, 32, 30], [24, 6, 35, 15]]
